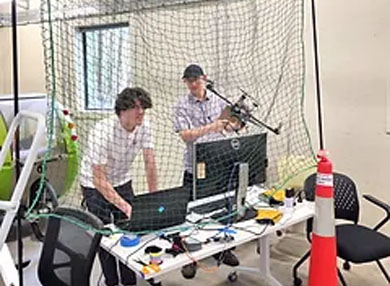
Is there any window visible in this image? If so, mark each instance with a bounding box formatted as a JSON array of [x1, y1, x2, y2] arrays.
[[79, 23, 130, 110]]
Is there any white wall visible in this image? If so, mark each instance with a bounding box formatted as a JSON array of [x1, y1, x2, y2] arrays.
[[0, 0, 43, 93], [0, 24, 46, 94], [0, 27, 12, 93], [304, 0, 390, 231]]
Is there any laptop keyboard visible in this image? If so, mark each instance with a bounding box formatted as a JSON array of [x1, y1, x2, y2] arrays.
[[190, 197, 235, 214]]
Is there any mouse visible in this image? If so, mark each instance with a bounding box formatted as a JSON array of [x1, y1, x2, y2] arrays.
[[256, 218, 275, 225]]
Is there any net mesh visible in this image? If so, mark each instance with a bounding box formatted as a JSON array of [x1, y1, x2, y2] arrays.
[[30, 0, 316, 233]]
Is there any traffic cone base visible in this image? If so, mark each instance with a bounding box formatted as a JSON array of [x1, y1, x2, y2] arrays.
[[309, 234, 337, 286]]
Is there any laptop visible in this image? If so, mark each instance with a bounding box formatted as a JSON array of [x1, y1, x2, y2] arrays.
[[116, 186, 190, 233]]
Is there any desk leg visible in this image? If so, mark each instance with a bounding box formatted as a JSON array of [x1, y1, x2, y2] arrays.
[[233, 235, 284, 286], [258, 235, 283, 286]]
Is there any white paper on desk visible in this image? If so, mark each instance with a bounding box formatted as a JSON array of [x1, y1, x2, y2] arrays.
[[186, 212, 205, 224]]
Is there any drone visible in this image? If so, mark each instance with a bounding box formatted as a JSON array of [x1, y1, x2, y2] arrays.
[[206, 81, 281, 135]]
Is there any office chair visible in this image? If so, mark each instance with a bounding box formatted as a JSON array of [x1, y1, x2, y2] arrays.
[[38, 207, 103, 286], [293, 172, 390, 286]]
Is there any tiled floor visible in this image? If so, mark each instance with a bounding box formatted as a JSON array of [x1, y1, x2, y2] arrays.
[[4, 225, 390, 286]]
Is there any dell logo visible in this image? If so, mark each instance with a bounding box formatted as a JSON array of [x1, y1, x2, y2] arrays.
[[230, 138, 240, 150]]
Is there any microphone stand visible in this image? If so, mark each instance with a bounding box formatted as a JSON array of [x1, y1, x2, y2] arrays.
[[206, 84, 281, 135]]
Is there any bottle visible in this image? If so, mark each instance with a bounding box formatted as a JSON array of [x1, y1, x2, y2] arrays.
[[284, 188, 295, 212]]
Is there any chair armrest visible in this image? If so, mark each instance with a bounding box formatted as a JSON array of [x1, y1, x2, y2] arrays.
[[364, 194, 390, 213], [363, 194, 390, 231]]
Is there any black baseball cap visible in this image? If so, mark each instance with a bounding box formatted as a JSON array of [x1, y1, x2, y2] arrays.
[[182, 64, 205, 79]]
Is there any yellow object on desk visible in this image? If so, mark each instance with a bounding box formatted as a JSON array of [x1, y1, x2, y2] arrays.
[[141, 265, 150, 275], [148, 263, 161, 272], [255, 209, 283, 225], [142, 263, 160, 275], [135, 259, 161, 275], [263, 188, 285, 201]]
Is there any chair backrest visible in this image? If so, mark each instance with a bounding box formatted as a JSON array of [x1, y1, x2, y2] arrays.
[[38, 207, 103, 286], [304, 172, 360, 228]]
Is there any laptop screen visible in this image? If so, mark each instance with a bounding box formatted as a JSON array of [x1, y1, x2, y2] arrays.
[[116, 186, 190, 233]]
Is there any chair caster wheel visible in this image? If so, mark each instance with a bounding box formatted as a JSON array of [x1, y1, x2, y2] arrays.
[[181, 263, 197, 279], [294, 277, 302, 286], [343, 261, 351, 271], [228, 271, 238, 282]]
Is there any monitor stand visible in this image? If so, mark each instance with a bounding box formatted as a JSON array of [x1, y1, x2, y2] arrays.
[[236, 163, 257, 221], [188, 163, 257, 225]]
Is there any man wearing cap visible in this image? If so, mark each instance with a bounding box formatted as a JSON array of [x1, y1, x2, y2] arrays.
[[173, 64, 239, 267], [174, 64, 230, 186]]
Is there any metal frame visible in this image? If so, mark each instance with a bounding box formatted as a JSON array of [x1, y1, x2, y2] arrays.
[[0, 111, 45, 286]]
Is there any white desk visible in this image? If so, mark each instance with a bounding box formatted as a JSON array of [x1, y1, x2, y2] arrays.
[[101, 200, 314, 286]]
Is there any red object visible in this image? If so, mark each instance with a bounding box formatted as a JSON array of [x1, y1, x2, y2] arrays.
[[63, 110, 69, 116], [308, 150, 337, 286], [71, 134, 78, 141], [315, 152, 333, 198]]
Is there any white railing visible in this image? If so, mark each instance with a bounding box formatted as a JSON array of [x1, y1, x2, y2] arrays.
[[0, 111, 45, 286]]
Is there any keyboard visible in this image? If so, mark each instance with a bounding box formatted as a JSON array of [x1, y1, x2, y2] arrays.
[[190, 197, 235, 214]]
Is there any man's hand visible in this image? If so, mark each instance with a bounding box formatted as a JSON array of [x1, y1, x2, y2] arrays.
[[224, 121, 242, 133], [210, 119, 229, 132], [119, 201, 133, 219]]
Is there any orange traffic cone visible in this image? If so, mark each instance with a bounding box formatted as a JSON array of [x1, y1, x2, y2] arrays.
[[308, 150, 337, 286]]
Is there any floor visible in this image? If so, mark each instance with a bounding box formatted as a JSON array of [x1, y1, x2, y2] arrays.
[[3, 223, 390, 286]]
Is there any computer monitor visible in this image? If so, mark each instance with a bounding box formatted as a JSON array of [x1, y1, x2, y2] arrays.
[[192, 133, 268, 201]]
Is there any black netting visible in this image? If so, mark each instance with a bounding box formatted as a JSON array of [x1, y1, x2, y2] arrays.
[[32, 0, 316, 233]]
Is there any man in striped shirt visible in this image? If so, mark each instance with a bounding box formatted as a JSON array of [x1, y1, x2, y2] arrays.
[[174, 64, 239, 267]]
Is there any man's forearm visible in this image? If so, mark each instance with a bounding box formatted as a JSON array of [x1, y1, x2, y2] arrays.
[[94, 178, 129, 211], [143, 149, 158, 192], [180, 123, 213, 142], [145, 161, 157, 192]]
